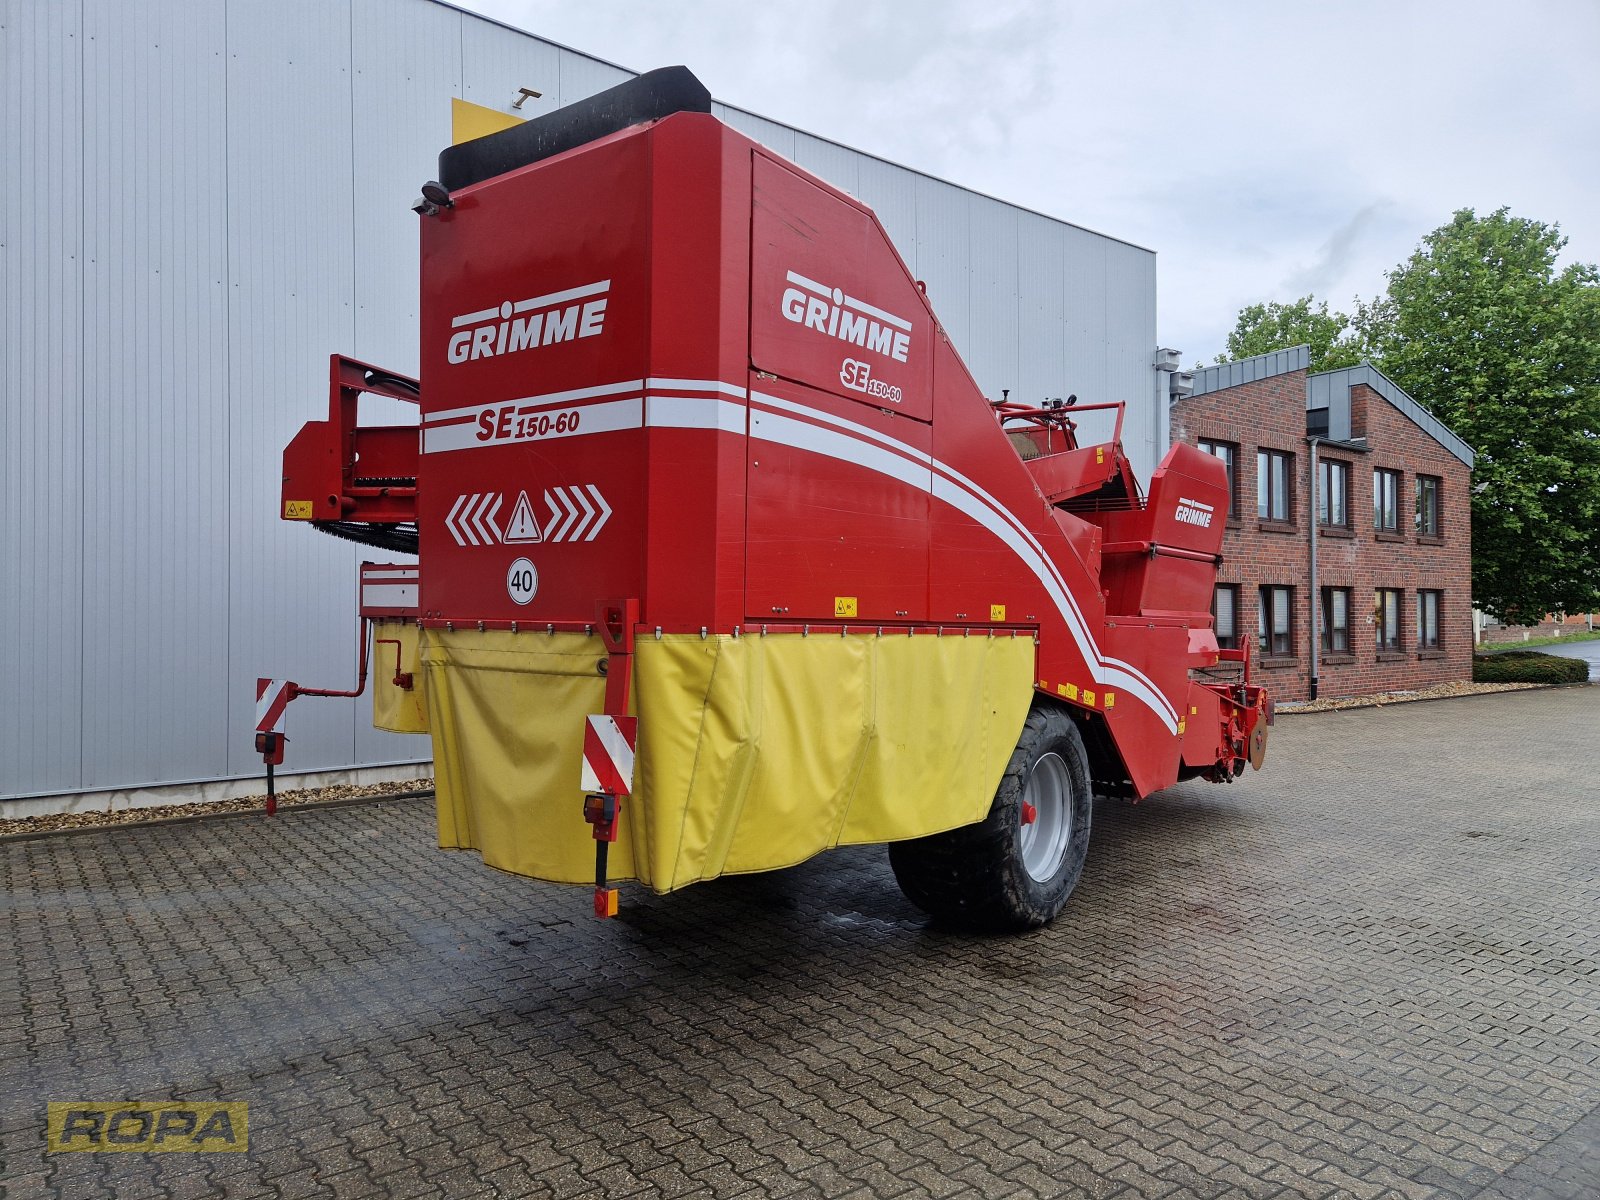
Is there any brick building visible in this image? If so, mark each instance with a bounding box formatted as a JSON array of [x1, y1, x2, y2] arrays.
[[1170, 346, 1475, 702]]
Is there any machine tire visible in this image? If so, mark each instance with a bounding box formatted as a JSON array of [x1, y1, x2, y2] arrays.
[[889, 705, 1092, 931]]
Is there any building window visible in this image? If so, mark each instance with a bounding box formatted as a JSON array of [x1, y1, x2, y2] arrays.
[[1374, 588, 1402, 652], [1416, 475, 1441, 536], [1319, 586, 1351, 653], [1374, 468, 1401, 532], [1258, 450, 1292, 522], [1198, 439, 1238, 519], [1418, 590, 1442, 649], [1259, 585, 1294, 656], [1318, 459, 1350, 527], [1213, 584, 1239, 649]]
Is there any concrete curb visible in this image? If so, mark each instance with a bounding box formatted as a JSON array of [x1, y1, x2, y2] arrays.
[[1276, 680, 1589, 717], [0, 789, 436, 844]]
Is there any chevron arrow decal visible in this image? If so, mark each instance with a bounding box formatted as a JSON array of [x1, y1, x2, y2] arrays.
[[540, 485, 613, 543]]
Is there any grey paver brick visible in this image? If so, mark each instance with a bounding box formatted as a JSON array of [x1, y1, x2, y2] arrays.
[[2, 686, 1599, 1199]]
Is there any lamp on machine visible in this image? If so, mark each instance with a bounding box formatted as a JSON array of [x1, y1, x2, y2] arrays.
[[412, 180, 454, 217]]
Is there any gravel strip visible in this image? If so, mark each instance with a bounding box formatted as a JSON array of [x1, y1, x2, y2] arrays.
[[1277, 679, 1541, 714], [0, 777, 435, 840]]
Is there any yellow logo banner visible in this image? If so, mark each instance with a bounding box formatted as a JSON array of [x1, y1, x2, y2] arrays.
[[47, 1102, 249, 1153]]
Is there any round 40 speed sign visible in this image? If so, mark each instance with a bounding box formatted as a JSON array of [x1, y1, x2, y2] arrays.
[[506, 558, 538, 605]]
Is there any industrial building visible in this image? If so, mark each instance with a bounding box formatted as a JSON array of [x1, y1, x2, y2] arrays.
[[1170, 347, 1475, 702], [4, 0, 1176, 813]]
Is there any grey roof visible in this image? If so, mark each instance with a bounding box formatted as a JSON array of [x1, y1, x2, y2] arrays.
[[1188, 345, 1310, 396], [1308, 363, 1475, 468]]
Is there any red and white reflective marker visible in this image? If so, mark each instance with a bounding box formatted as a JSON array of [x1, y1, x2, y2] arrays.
[[581, 715, 637, 795], [255, 679, 293, 734]]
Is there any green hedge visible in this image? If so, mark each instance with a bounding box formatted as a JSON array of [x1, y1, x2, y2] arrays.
[[1472, 651, 1591, 684]]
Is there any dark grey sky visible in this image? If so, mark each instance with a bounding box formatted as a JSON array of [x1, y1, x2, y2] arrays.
[[458, 0, 1600, 366]]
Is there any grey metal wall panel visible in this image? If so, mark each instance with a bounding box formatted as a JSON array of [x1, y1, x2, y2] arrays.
[[224, 0, 365, 780], [352, 0, 459, 379], [792, 131, 859, 197], [462, 17, 560, 121], [2, 0, 1159, 800], [1062, 226, 1108, 414], [964, 197, 1019, 406], [1014, 211, 1069, 413], [557, 48, 630, 105], [853, 155, 917, 272], [1192, 345, 1309, 397], [1, 0, 85, 795], [347, 0, 463, 769], [913, 176, 970, 352], [1104, 240, 1157, 473], [75, 0, 230, 788], [712, 102, 797, 160]]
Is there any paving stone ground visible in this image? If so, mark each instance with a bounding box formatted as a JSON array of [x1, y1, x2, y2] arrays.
[[2, 685, 1597, 1200]]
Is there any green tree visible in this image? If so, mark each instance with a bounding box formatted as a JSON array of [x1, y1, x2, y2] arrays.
[[1357, 208, 1600, 622], [1212, 296, 1364, 372]]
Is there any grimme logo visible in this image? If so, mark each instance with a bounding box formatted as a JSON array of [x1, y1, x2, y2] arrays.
[[447, 279, 609, 364], [1175, 496, 1215, 528], [47, 1102, 249, 1153], [780, 269, 912, 363]]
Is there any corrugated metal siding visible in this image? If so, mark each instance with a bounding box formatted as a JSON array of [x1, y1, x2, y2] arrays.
[[2, 1, 86, 795], [78, 0, 232, 788], [224, 0, 363, 780], [1191, 345, 1310, 396], [1310, 365, 1475, 467], [2, 0, 1158, 800]]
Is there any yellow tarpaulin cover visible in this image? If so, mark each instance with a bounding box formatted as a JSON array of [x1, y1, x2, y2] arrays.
[[416, 629, 1034, 892], [371, 621, 429, 734]]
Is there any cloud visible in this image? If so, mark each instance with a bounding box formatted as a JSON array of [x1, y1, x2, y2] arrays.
[[459, 0, 1600, 369], [1282, 200, 1395, 300]]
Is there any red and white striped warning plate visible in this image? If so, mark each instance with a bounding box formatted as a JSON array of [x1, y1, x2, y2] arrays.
[[255, 678, 293, 734], [580, 715, 638, 795]]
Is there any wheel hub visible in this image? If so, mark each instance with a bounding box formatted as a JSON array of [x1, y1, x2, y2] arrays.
[[1018, 751, 1072, 882]]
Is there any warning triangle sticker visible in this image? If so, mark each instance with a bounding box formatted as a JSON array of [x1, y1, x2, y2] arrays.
[[503, 490, 543, 543]]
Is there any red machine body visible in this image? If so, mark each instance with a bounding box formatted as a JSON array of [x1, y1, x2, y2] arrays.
[[274, 69, 1267, 923]]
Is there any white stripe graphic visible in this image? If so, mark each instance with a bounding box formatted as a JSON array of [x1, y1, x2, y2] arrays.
[[414, 371, 1178, 728], [644, 377, 748, 397], [510, 278, 609, 315], [784, 270, 913, 332], [748, 390, 1178, 730], [424, 397, 644, 454], [449, 280, 610, 329], [647, 394, 747, 433], [425, 379, 645, 427], [449, 306, 499, 329], [361, 583, 419, 609]]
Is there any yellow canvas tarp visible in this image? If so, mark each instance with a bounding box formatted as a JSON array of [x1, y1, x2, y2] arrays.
[[415, 629, 1034, 892], [371, 621, 429, 734]]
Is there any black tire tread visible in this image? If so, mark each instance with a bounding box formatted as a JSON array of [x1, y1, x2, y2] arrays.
[[889, 705, 1091, 931]]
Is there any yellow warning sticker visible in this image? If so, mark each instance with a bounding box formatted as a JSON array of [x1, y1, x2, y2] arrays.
[[1178, 719, 1187, 735], [283, 500, 313, 520], [1062, 683, 1079, 700], [1096, 447, 1105, 464], [1083, 690, 1096, 707], [1104, 692, 1116, 708], [834, 596, 858, 619], [989, 604, 1006, 621]]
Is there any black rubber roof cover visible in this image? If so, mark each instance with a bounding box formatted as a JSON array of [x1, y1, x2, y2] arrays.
[[438, 65, 712, 191]]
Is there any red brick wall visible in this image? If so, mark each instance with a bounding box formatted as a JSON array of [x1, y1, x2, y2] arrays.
[[1171, 372, 1473, 702]]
